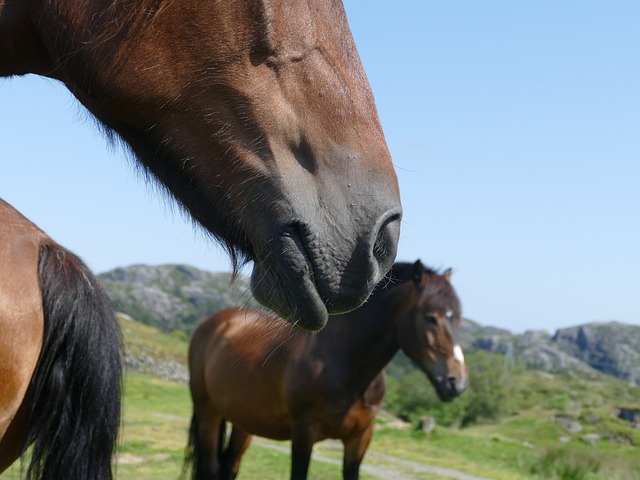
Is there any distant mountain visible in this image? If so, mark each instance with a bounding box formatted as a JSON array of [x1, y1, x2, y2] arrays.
[[463, 318, 640, 383], [99, 264, 640, 382], [553, 322, 640, 380], [99, 264, 262, 334]]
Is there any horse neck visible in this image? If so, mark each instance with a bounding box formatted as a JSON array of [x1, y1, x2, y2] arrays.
[[1, 0, 120, 77], [324, 283, 412, 388], [0, 1, 51, 76]]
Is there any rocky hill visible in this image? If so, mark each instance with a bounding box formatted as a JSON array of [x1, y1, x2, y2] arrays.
[[553, 322, 640, 380], [99, 264, 262, 334], [99, 264, 640, 382], [461, 318, 640, 383]]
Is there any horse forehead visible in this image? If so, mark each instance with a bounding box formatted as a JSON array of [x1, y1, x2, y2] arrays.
[[453, 344, 465, 364], [417, 285, 455, 315]]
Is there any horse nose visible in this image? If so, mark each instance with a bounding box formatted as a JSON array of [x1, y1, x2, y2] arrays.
[[371, 210, 402, 275], [448, 375, 468, 396]]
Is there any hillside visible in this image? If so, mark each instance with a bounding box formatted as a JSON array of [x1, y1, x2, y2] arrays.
[[118, 313, 189, 383], [101, 263, 640, 382], [462, 318, 640, 383], [99, 264, 261, 334], [108, 312, 640, 480]]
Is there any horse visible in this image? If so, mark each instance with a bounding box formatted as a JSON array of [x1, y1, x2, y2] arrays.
[[0, 0, 402, 330], [0, 198, 121, 479], [186, 260, 468, 480]]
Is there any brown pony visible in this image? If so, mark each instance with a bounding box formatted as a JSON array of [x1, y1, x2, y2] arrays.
[[0, 0, 402, 330], [0, 198, 121, 479], [186, 261, 468, 480]]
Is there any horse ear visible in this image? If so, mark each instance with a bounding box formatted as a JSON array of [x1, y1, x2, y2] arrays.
[[443, 268, 452, 282], [412, 259, 424, 285]]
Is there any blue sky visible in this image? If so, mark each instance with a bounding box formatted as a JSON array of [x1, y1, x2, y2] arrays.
[[1, 1, 638, 333]]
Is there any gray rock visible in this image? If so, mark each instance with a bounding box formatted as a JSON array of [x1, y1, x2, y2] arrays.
[[99, 264, 262, 334]]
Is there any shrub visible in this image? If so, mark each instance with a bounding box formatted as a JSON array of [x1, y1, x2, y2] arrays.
[[460, 351, 512, 427], [384, 371, 468, 426], [530, 447, 601, 480]]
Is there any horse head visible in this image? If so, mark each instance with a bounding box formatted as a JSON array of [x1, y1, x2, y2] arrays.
[[398, 261, 468, 401], [0, 0, 401, 330]]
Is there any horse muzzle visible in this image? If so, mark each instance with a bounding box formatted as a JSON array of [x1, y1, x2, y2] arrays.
[[433, 374, 468, 402], [249, 205, 401, 331]]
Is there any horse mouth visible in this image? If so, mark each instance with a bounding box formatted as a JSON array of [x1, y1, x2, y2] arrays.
[[432, 374, 467, 402], [249, 222, 329, 331], [247, 213, 393, 330]]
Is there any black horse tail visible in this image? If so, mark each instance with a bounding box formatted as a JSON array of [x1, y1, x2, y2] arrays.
[[22, 242, 122, 480], [185, 414, 227, 480]]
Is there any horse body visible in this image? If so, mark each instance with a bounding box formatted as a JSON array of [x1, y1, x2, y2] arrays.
[[188, 261, 468, 480], [0, 202, 45, 471], [0, 0, 402, 329], [0, 198, 121, 479]]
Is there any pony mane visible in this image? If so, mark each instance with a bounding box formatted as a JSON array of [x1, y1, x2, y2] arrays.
[[387, 261, 439, 283], [55, 1, 255, 274], [374, 261, 461, 318]]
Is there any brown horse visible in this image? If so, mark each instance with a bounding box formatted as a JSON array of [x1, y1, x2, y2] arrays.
[[186, 261, 468, 480], [0, 199, 121, 479], [0, 0, 402, 330]]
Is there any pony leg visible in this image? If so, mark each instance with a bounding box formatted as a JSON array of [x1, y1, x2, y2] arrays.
[[290, 425, 315, 480], [342, 424, 374, 480], [188, 408, 225, 480], [220, 426, 253, 479]]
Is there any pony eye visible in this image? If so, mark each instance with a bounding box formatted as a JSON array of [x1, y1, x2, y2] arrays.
[[445, 309, 454, 320], [423, 314, 438, 326]]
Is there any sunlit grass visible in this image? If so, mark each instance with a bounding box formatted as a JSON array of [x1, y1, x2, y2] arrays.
[[3, 318, 640, 480]]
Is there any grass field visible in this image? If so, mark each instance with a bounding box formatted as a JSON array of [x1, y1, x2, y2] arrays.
[[3, 316, 639, 479], [4, 370, 639, 480]]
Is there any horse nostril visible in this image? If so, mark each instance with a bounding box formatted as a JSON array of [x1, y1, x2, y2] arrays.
[[448, 375, 467, 395], [372, 211, 401, 271]]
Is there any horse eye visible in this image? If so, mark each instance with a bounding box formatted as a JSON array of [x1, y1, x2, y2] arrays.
[[422, 314, 438, 326]]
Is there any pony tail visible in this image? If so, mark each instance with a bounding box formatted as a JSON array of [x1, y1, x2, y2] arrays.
[[184, 415, 199, 479], [24, 242, 122, 480]]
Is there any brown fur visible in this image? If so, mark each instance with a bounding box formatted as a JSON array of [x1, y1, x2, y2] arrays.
[[0, 200, 45, 471]]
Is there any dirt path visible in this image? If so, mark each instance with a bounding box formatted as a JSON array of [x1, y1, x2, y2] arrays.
[[253, 438, 494, 480]]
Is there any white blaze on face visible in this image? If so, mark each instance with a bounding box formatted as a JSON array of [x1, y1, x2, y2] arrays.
[[453, 344, 465, 365]]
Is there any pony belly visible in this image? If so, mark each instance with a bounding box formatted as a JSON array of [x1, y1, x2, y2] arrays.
[[233, 416, 293, 441], [209, 391, 294, 441]]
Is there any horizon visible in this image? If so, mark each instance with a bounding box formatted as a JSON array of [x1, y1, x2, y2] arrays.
[[97, 260, 634, 335]]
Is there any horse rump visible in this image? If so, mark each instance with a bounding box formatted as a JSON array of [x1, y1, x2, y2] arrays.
[[21, 242, 122, 480]]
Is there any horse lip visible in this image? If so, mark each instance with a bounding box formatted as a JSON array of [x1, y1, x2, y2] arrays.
[[249, 217, 379, 329], [249, 223, 329, 331], [430, 374, 461, 402]]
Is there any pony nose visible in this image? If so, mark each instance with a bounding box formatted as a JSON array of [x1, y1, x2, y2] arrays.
[[371, 210, 402, 275], [448, 375, 468, 396]]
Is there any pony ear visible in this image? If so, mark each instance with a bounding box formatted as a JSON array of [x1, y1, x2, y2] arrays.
[[412, 259, 424, 285], [443, 268, 452, 282]]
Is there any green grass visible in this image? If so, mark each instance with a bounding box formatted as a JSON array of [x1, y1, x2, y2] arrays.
[[118, 314, 189, 364], [3, 317, 640, 479]]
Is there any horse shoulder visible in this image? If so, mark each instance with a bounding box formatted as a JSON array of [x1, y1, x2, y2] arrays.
[[362, 372, 386, 408], [333, 373, 385, 440]]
